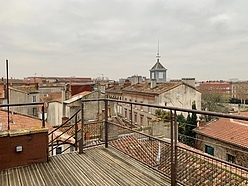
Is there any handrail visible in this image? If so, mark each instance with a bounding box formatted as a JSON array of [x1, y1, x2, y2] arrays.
[[48, 108, 81, 135], [82, 98, 248, 121], [0, 102, 46, 129], [0, 102, 44, 107]]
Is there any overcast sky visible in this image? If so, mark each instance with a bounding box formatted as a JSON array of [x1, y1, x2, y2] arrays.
[[1, 0, 248, 81]]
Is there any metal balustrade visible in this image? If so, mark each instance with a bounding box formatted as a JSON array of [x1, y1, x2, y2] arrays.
[[48, 98, 248, 185]]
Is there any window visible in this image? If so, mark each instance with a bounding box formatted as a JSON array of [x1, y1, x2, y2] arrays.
[[205, 145, 214, 156], [56, 146, 62, 154], [148, 106, 151, 113], [32, 95, 37, 102], [134, 113, 137, 123], [125, 109, 127, 118], [227, 154, 235, 163], [159, 72, 163, 79], [33, 108, 37, 116], [151, 72, 154, 79], [140, 115, 144, 125], [140, 101, 143, 110], [147, 118, 152, 125], [70, 145, 74, 152]]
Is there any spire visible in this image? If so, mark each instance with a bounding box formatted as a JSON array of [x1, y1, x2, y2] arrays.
[[156, 38, 160, 62]]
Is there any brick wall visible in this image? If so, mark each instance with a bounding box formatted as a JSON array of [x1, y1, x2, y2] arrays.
[[0, 129, 48, 170]]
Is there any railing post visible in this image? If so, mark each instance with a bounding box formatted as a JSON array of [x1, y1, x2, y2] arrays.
[[174, 110, 178, 185], [105, 99, 108, 148], [75, 113, 78, 151], [130, 103, 133, 126], [79, 102, 84, 154], [51, 133, 54, 156], [42, 104, 45, 128], [170, 110, 176, 186]]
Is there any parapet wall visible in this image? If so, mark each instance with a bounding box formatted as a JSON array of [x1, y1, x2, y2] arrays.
[[0, 128, 48, 170]]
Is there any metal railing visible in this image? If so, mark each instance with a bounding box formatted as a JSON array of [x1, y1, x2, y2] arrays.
[[0, 102, 46, 130], [48, 109, 81, 156], [47, 98, 248, 185]]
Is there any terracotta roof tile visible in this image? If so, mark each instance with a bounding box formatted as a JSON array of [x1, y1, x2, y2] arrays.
[[195, 115, 248, 149], [41, 92, 62, 103], [110, 134, 248, 185], [0, 110, 52, 131], [123, 82, 181, 94], [10, 86, 38, 94]]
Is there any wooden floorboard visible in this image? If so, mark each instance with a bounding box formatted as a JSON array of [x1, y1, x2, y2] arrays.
[[0, 146, 171, 186]]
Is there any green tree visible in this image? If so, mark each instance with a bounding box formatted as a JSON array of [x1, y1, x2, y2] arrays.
[[183, 101, 198, 147], [201, 91, 229, 121], [155, 109, 170, 122], [177, 113, 186, 142]]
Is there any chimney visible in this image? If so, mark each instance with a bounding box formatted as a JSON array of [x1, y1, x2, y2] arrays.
[[198, 119, 205, 128], [151, 79, 157, 89], [124, 80, 131, 87]]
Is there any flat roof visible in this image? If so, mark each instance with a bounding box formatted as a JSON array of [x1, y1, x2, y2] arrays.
[[0, 146, 170, 186]]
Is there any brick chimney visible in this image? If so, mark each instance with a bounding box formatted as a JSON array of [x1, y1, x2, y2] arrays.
[[198, 119, 205, 128]]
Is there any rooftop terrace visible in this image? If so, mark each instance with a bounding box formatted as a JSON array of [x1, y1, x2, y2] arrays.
[[1, 99, 248, 185], [0, 146, 170, 186]]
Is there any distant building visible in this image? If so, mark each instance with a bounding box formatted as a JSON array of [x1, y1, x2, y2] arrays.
[[106, 81, 201, 131], [197, 81, 232, 101], [8, 86, 39, 117], [194, 113, 248, 168], [127, 75, 146, 85], [231, 81, 248, 103]]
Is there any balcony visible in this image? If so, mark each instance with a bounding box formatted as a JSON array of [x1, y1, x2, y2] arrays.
[[1, 99, 248, 185]]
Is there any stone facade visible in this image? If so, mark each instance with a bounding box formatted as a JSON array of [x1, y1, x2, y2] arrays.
[[195, 134, 248, 168]]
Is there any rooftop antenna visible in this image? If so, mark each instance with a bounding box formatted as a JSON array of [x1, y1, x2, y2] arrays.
[[6, 59, 10, 130]]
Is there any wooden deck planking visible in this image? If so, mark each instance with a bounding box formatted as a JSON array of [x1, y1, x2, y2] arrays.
[[0, 146, 171, 186]]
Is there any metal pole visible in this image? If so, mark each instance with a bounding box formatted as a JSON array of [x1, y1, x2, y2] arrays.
[[79, 102, 84, 154], [75, 114, 78, 151], [42, 104, 45, 128], [130, 103, 133, 125], [6, 60, 10, 130], [174, 110, 178, 185], [105, 99, 108, 148], [170, 110, 176, 186]]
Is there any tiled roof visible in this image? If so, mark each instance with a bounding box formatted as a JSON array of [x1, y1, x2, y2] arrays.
[[0, 110, 52, 131], [122, 82, 181, 94], [106, 85, 123, 93], [194, 116, 248, 149], [10, 86, 38, 94], [0, 85, 4, 98], [0, 110, 75, 144], [40, 92, 62, 103], [110, 134, 248, 185]]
